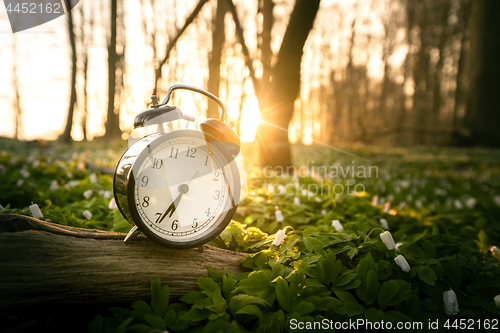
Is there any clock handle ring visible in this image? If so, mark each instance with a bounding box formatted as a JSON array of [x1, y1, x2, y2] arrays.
[[155, 84, 226, 122]]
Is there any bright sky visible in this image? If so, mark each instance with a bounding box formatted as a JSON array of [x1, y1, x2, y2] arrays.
[[0, 0, 401, 143]]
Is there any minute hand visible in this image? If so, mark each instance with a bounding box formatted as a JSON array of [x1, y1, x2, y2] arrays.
[[158, 192, 183, 224]]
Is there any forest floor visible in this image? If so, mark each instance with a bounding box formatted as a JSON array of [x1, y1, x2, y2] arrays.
[[1, 137, 500, 332]]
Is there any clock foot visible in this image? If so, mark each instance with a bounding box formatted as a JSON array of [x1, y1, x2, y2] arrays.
[[124, 226, 140, 243], [197, 245, 204, 253]]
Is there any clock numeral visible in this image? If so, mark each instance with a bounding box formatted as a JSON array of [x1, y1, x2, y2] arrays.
[[186, 147, 197, 158], [169, 148, 179, 159], [213, 171, 220, 181], [192, 218, 198, 228], [205, 207, 211, 217], [141, 175, 149, 187], [152, 158, 163, 169], [171, 220, 179, 231], [214, 190, 220, 200], [155, 212, 162, 223], [142, 196, 150, 207], [204, 156, 209, 166]]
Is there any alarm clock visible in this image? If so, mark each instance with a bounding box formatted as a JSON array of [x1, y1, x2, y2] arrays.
[[113, 84, 243, 249]]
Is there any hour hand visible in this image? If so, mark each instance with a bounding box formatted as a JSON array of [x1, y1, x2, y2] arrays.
[[157, 184, 190, 224]]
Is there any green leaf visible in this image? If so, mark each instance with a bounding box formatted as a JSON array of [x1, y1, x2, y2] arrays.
[[303, 236, 325, 253], [334, 290, 357, 302], [181, 307, 212, 322], [144, 314, 167, 330], [275, 277, 292, 312], [164, 308, 176, 328], [335, 301, 365, 316], [131, 300, 154, 317], [181, 290, 206, 304], [198, 276, 220, 293], [115, 317, 133, 333], [87, 314, 103, 333], [150, 278, 169, 317], [377, 280, 400, 310], [418, 266, 437, 286], [234, 271, 275, 303], [214, 290, 228, 313], [235, 305, 263, 318], [293, 301, 316, 316], [222, 274, 238, 299], [208, 267, 224, 282]]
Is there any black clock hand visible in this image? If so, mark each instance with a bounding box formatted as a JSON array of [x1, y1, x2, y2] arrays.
[[158, 171, 199, 224], [158, 183, 190, 223]]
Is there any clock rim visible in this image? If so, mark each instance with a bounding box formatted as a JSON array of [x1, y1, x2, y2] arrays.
[[115, 129, 241, 249]]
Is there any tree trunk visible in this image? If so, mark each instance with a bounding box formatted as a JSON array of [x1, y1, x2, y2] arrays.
[[463, 0, 500, 146], [452, 0, 470, 131], [207, 0, 226, 119], [58, 0, 77, 143], [257, 0, 321, 169], [104, 0, 121, 139], [0, 214, 247, 310], [12, 35, 22, 141]]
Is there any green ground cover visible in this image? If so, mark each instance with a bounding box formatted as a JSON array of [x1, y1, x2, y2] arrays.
[[1, 138, 500, 332]]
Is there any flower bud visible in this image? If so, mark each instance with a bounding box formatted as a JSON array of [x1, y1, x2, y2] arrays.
[[275, 207, 284, 222], [272, 229, 286, 246], [29, 203, 43, 219], [380, 231, 396, 250], [108, 197, 117, 209], [494, 295, 500, 309], [82, 210, 92, 220], [380, 218, 389, 229], [490, 246, 500, 258], [332, 220, 343, 232], [394, 255, 410, 272], [443, 289, 459, 315]]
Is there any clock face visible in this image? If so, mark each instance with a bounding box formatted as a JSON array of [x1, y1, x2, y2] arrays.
[[117, 130, 240, 248]]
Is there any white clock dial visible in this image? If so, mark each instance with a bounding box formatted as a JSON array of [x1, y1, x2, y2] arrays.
[[132, 133, 236, 244]]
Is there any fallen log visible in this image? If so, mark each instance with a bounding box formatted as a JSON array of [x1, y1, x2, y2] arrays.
[[0, 214, 247, 310]]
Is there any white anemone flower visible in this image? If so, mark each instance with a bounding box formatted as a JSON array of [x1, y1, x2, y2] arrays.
[[272, 229, 286, 246], [82, 210, 92, 220], [83, 190, 93, 199], [29, 203, 43, 219], [494, 295, 500, 309], [380, 218, 389, 230], [490, 246, 500, 258], [275, 207, 284, 222], [394, 255, 411, 272], [50, 180, 59, 191], [380, 231, 396, 250], [108, 197, 117, 209], [332, 220, 343, 232], [293, 197, 301, 206], [89, 173, 98, 184], [443, 289, 459, 315]]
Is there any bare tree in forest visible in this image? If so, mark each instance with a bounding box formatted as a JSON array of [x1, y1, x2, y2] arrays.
[[227, 0, 321, 168], [59, 0, 78, 143], [103, 0, 124, 139], [463, 0, 500, 146], [79, 1, 94, 141], [207, 0, 226, 119], [12, 35, 22, 140], [152, 0, 209, 96]]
